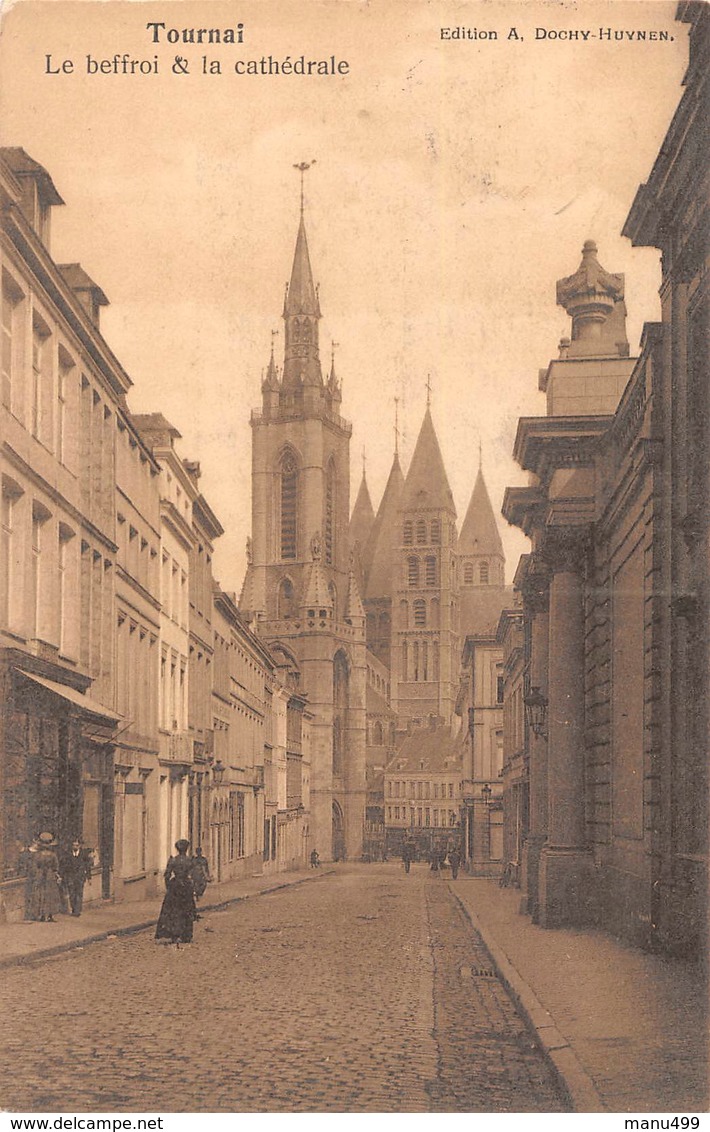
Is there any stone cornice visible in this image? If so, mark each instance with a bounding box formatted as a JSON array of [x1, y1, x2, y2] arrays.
[[512, 415, 612, 480]]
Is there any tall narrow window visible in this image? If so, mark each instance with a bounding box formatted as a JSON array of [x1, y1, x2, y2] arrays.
[[324, 458, 336, 565], [464, 563, 474, 585], [333, 651, 349, 777], [414, 599, 426, 627], [278, 577, 295, 619], [425, 556, 437, 586], [430, 519, 440, 544], [413, 641, 419, 682], [402, 640, 408, 681], [422, 640, 428, 681], [31, 315, 50, 442], [2, 276, 22, 412], [0, 479, 21, 626], [280, 451, 298, 560], [480, 561, 489, 584], [57, 523, 74, 653], [31, 503, 49, 638], [407, 556, 419, 586], [57, 349, 74, 464], [416, 519, 427, 544], [403, 520, 413, 545]]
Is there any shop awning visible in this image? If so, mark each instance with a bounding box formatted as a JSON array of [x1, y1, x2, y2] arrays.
[[15, 669, 122, 725]]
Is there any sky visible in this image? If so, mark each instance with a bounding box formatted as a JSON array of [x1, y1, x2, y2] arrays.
[[0, 0, 689, 593]]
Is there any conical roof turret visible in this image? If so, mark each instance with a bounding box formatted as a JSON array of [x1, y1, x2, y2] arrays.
[[282, 213, 323, 387], [364, 453, 405, 599], [284, 214, 321, 318], [349, 472, 375, 556], [400, 407, 456, 515], [459, 466, 504, 557]]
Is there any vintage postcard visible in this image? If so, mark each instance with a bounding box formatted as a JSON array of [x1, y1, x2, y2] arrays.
[[0, 0, 706, 1124]]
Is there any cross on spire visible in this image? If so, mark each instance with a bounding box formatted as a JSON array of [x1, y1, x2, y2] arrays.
[[293, 160, 316, 214], [425, 374, 432, 408], [394, 396, 400, 456], [479, 437, 483, 469], [362, 445, 367, 478]]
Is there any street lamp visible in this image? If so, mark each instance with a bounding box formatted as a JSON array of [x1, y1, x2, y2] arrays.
[[524, 686, 549, 739]]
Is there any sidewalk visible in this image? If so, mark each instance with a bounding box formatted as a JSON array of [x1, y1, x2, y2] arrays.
[[452, 876, 708, 1114], [0, 866, 331, 969]]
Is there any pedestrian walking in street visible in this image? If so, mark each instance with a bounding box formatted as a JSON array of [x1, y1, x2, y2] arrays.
[[447, 846, 461, 880], [191, 847, 212, 918], [310, 849, 320, 868], [59, 839, 94, 916], [155, 839, 197, 944], [17, 840, 37, 921], [402, 838, 415, 874], [27, 832, 63, 922]]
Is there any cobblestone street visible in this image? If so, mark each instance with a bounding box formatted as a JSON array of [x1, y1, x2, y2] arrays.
[[0, 865, 568, 1113]]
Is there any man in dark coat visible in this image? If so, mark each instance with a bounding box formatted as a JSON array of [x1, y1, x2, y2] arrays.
[[60, 838, 94, 916]]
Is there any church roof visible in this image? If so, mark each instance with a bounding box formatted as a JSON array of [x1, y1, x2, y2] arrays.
[[364, 453, 405, 598], [400, 408, 456, 515], [459, 467, 504, 557], [349, 474, 375, 555], [284, 214, 321, 318], [388, 724, 462, 774]]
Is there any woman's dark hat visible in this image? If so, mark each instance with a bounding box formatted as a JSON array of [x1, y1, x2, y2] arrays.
[[175, 838, 190, 852]]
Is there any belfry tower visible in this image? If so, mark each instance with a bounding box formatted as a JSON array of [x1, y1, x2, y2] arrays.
[[240, 185, 367, 861]]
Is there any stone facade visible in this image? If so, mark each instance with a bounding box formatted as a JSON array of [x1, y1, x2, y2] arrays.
[[501, 2, 708, 953]]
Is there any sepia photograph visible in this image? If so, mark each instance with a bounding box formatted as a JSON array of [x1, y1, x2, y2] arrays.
[[0, 0, 707, 1122]]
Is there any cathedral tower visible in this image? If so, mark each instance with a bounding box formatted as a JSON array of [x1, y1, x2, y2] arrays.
[[240, 197, 367, 861], [393, 406, 459, 726]]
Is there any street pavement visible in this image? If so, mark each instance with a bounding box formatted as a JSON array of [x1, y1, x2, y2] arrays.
[[0, 864, 567, 1113]]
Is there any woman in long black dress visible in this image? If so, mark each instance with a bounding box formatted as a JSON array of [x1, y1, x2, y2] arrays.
[[155, 839, 196, 944]]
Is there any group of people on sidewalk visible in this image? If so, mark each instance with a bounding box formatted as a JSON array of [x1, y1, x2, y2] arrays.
[[401, 838, 461, 878], [19, 832, 94, 922], [155, 841, 212, 946]]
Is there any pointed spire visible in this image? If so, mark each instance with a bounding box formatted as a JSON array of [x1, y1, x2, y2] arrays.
[[284, 214, 321, 318], [349, 470, 375, 557], [400, 407, 456, 515], [345, 560, 365, 624], [262, 330, 280, 391], [459, 465, 504, 557], [364, 452, 405, 599]]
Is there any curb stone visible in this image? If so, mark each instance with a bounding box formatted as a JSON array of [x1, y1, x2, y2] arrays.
[[451, 885, 606, 1114], [0, 868, 335, 970]]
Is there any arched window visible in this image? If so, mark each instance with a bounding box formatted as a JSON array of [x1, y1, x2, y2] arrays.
[[433, 640, 440, 680], [403, 520, 413, 545], [324, 458, 336, 565], [416, 519, 427, 544], [422, 640, 428, 681], [425, 556, 437, 586], [431, 519, 440, 544], [373, 720, 384, 745], [399, 599, 408, 629], [414, 599, 426, 627], [407, 556, 420, 586], [333, 651, 349, 777], [480, 561, 489, 584], [280, 450, 298, 560], [464, 563, 474, 585], [292, 319, 301, 342], [413, 641, 420, 682], [402, 640, 408, 681], [328, 580, 337, 612], [278, 577, 296, 619], [302, 321, 311, 344]]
